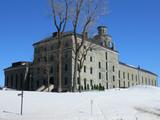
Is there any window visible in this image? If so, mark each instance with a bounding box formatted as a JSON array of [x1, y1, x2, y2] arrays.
[[106, 72, 108, 81], [113, 75, 115, 81], [65, 64, 68, 71], [50, 66, 53, 73], [84, 65, 86, 73], [90, 56, 92, 62], [84, 45, 86, 49], [90, 67, 93, 74], [113, 66, 115, 72], [106, 62, 108, 70], [84, 78, 87, 90], [106, 83, 108, 89], [105, 52, 108, 60], [99, 72, 101, 79], [123, 72, 125, 79], [118, 71, 121, 79], [90, 48, 92, 52], [132, 74, 134, 81], [84, 55, 86, 60], [127, 73, 130, 80], [99, 62, 101, 68], [77, 77, 80, 85], [64, 77, 68, 85]]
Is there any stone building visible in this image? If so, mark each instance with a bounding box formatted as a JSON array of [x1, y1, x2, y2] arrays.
[[4, 26, 158, 91], [4, 62, 32, 90]]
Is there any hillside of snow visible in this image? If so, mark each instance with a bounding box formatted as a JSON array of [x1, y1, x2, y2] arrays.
[[0, 86, 160, 120]]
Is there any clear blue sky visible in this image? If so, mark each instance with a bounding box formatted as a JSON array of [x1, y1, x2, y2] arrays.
[[0, 0, 159, 87]]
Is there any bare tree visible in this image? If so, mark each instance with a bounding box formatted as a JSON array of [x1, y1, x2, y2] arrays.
[[34, 43, 51, 92], [49, 0, 69, 92], [77, 43, 95, 92], [70, 0, 107, 92]]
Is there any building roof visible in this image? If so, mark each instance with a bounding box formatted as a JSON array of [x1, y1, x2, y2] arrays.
[[33, 32, 82, 46], [4, 61, 32, 71], [119, 62, 157, 76]]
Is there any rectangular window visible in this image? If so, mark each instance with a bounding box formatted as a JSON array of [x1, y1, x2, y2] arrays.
[[113, 66, 115, 72], [50, 66, 53, 73], [90, 56, 92, 62], [77, 77, 80, 85], [99, 72, 101, 79], [123, 72, 125, 79], [132, 74, 134, 81], [127, 73, 130, 80], [113, 75, 115, 81], [118, 71, 121, 79], [105, 52, 108, 60], [90, 67, 93, 74], [84, 78, 87, 90], [106, 62, 108, 70], [65, 64, 68, 71], [99, 62, 101, 68], [106, 72, 108, 81], [84, 55, 86, 60], [84, 66, 86, 73], [64, 77, 68, 85]]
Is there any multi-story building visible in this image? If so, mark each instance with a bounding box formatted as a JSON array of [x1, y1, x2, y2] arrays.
[[4, 26, 158, 91]]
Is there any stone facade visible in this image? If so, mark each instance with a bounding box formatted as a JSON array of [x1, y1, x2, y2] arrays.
[[4, 26, 158, 91], [4, 62, 32, 90]]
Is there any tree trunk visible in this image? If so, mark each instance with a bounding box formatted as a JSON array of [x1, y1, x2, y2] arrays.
[[73, 55, 78, 92], [47, 72, 50, 92], [57, 33, 62, 92], [79, 69, 82, 92]]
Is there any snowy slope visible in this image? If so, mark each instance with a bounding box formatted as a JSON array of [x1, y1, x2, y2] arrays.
[[0, 86, 160, 120]]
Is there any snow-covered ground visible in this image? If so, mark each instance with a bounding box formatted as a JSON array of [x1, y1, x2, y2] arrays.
[[0, 86, 160, 120]]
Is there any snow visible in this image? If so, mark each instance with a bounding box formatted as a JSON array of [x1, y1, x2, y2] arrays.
[[0, 85, 160, 120]]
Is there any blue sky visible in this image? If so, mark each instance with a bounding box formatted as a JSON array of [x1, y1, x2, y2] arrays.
[[0, 0, 159, 87]]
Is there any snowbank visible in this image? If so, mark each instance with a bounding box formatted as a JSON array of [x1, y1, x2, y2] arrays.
[[0, 85, 160, 120]]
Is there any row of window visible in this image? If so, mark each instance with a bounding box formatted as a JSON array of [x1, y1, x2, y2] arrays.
[[36, 53, 69, 63], [118, 71, 155, 85], [35, 41, 70, 54], [37, 64, 68, 75]]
